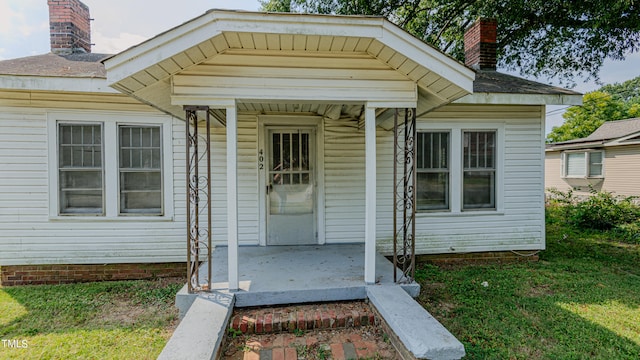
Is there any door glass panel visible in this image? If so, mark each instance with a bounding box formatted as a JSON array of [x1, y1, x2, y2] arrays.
[[269, 130, 313, 214], [301, 133, 309, 170]]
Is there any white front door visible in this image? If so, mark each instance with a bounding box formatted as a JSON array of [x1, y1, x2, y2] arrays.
[[266, 128, 316, 245]]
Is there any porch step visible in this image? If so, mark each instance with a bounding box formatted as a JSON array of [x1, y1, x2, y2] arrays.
[[229, 301, 376, 335], [158, 291, 234, 360], [367, 285, 465, 360]]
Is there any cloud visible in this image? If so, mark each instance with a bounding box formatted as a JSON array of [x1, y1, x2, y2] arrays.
[[92, 31, 149, 54], [0, 1, 49, 58], [0, 1, 45, 38], [0, 3, 24, 35]]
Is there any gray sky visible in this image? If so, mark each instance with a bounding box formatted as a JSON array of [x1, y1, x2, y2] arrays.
[[1, 0, 639, 134]]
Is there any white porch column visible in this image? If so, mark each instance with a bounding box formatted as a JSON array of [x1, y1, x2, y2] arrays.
[[364, 105, 377, 284], [226, 105, 239, 291]]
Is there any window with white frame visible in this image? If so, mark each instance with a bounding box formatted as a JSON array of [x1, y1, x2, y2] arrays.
[[416, 132, 450, 210], [50, 113, 170, 218], [462, 131, 496, 210], [563, 150, 603, 178], [416, 127, 499, 213], [119, 125, 163, 214], [58, 123, 104, 215]]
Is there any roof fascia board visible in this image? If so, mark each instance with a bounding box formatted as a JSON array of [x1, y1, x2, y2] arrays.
[[104, 15, 223, 84], [604, 130, 640, 146], [455, 93, 583, 105], [215, 10, 384, 31], [0, 75, 117, 93], [545, 142, 604, 151], [105, 10, 476, 95], [104, 11, 385, 85], [380, 23, 474, 93]]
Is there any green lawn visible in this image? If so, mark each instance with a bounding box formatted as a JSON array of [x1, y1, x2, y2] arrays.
[[0, 278, 182, 360], [417, 208, 640, 359]]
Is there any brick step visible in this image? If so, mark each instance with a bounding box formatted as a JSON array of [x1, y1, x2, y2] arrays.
[[229, 301, 377, 335]]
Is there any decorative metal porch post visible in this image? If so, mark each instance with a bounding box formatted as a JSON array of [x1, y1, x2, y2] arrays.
[[185, 106, 213, 293], [393, 108, 417, 283]]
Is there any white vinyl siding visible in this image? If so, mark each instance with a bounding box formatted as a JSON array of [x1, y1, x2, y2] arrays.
[[0, 102, 546, 266], [376, 104, 546, 255], [0, 106, 183, 266], [323, 118, 366, 243], [199, 105, 544, 254], [207, 113, 260, 246]]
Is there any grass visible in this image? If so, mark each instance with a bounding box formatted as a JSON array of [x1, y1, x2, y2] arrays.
[[0, 278, 183, 360], [417, 206, 640, 359]]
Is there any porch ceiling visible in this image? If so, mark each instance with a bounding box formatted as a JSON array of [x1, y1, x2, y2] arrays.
[[103, 10, 475, 120]]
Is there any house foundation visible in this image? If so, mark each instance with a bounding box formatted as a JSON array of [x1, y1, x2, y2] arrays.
[[0, 262, 185, 286]]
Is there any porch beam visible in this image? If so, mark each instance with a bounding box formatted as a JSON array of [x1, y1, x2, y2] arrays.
[[364, 104, 377, 285], [226, 104, 239, 291]]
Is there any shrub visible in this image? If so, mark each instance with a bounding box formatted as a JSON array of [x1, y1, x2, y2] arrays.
[[612, 221, 640, 244], [571, 191, 639, 230], [545, 188, 640, 231]]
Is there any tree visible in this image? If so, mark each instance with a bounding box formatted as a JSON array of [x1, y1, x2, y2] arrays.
[[260, 0, 640, 85], [546, 92, 627, 142], [547, 75, 640, 143]]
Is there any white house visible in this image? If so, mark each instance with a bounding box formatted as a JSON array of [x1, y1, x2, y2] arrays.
[[0, 0, 581, 286]]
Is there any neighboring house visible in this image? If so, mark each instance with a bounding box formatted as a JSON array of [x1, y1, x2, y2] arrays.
[[0, 0, 581, 286], [546, 117, 640, 198]]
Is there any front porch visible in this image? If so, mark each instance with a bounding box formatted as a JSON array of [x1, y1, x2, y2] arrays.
[[167, 244, 464, 360], [184, 244, 419, 309]]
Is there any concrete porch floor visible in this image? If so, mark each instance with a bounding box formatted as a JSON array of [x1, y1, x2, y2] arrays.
[[197, 244, 420, 307], [165, 244, 466, 360]]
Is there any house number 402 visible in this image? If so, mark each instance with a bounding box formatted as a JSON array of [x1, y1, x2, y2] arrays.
[[258, 149, 264, 170]]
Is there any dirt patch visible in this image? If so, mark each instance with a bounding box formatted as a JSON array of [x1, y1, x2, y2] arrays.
[[97, 298, 148, 325], [88, 277, 183, 329], [525, 284, 554, 297]]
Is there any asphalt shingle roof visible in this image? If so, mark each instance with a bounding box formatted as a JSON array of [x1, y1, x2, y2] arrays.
[[473, 70, 580, 96], [546, 117, 640, 150], [0, 7, 583, 98], [0, 53, 579, 97], [584, 117, 640, 141], [0, 53, 110, 78]]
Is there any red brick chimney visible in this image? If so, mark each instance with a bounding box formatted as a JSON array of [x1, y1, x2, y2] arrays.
[[464, 18, 497, 70], [48, 0, 91, 55]]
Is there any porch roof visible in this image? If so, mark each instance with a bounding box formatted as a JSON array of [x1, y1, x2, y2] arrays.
[[103, 10, 476, 120]]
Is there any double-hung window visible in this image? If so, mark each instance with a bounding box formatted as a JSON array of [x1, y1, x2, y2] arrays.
[[563, 151, 603, 178], [463, 131, 496, 210], [416, 128, 499, 213], [416, 132, 450, 211], [58, 124, 104, 215], [51, 113, 169, 218], [119, 125, 163, 214]]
